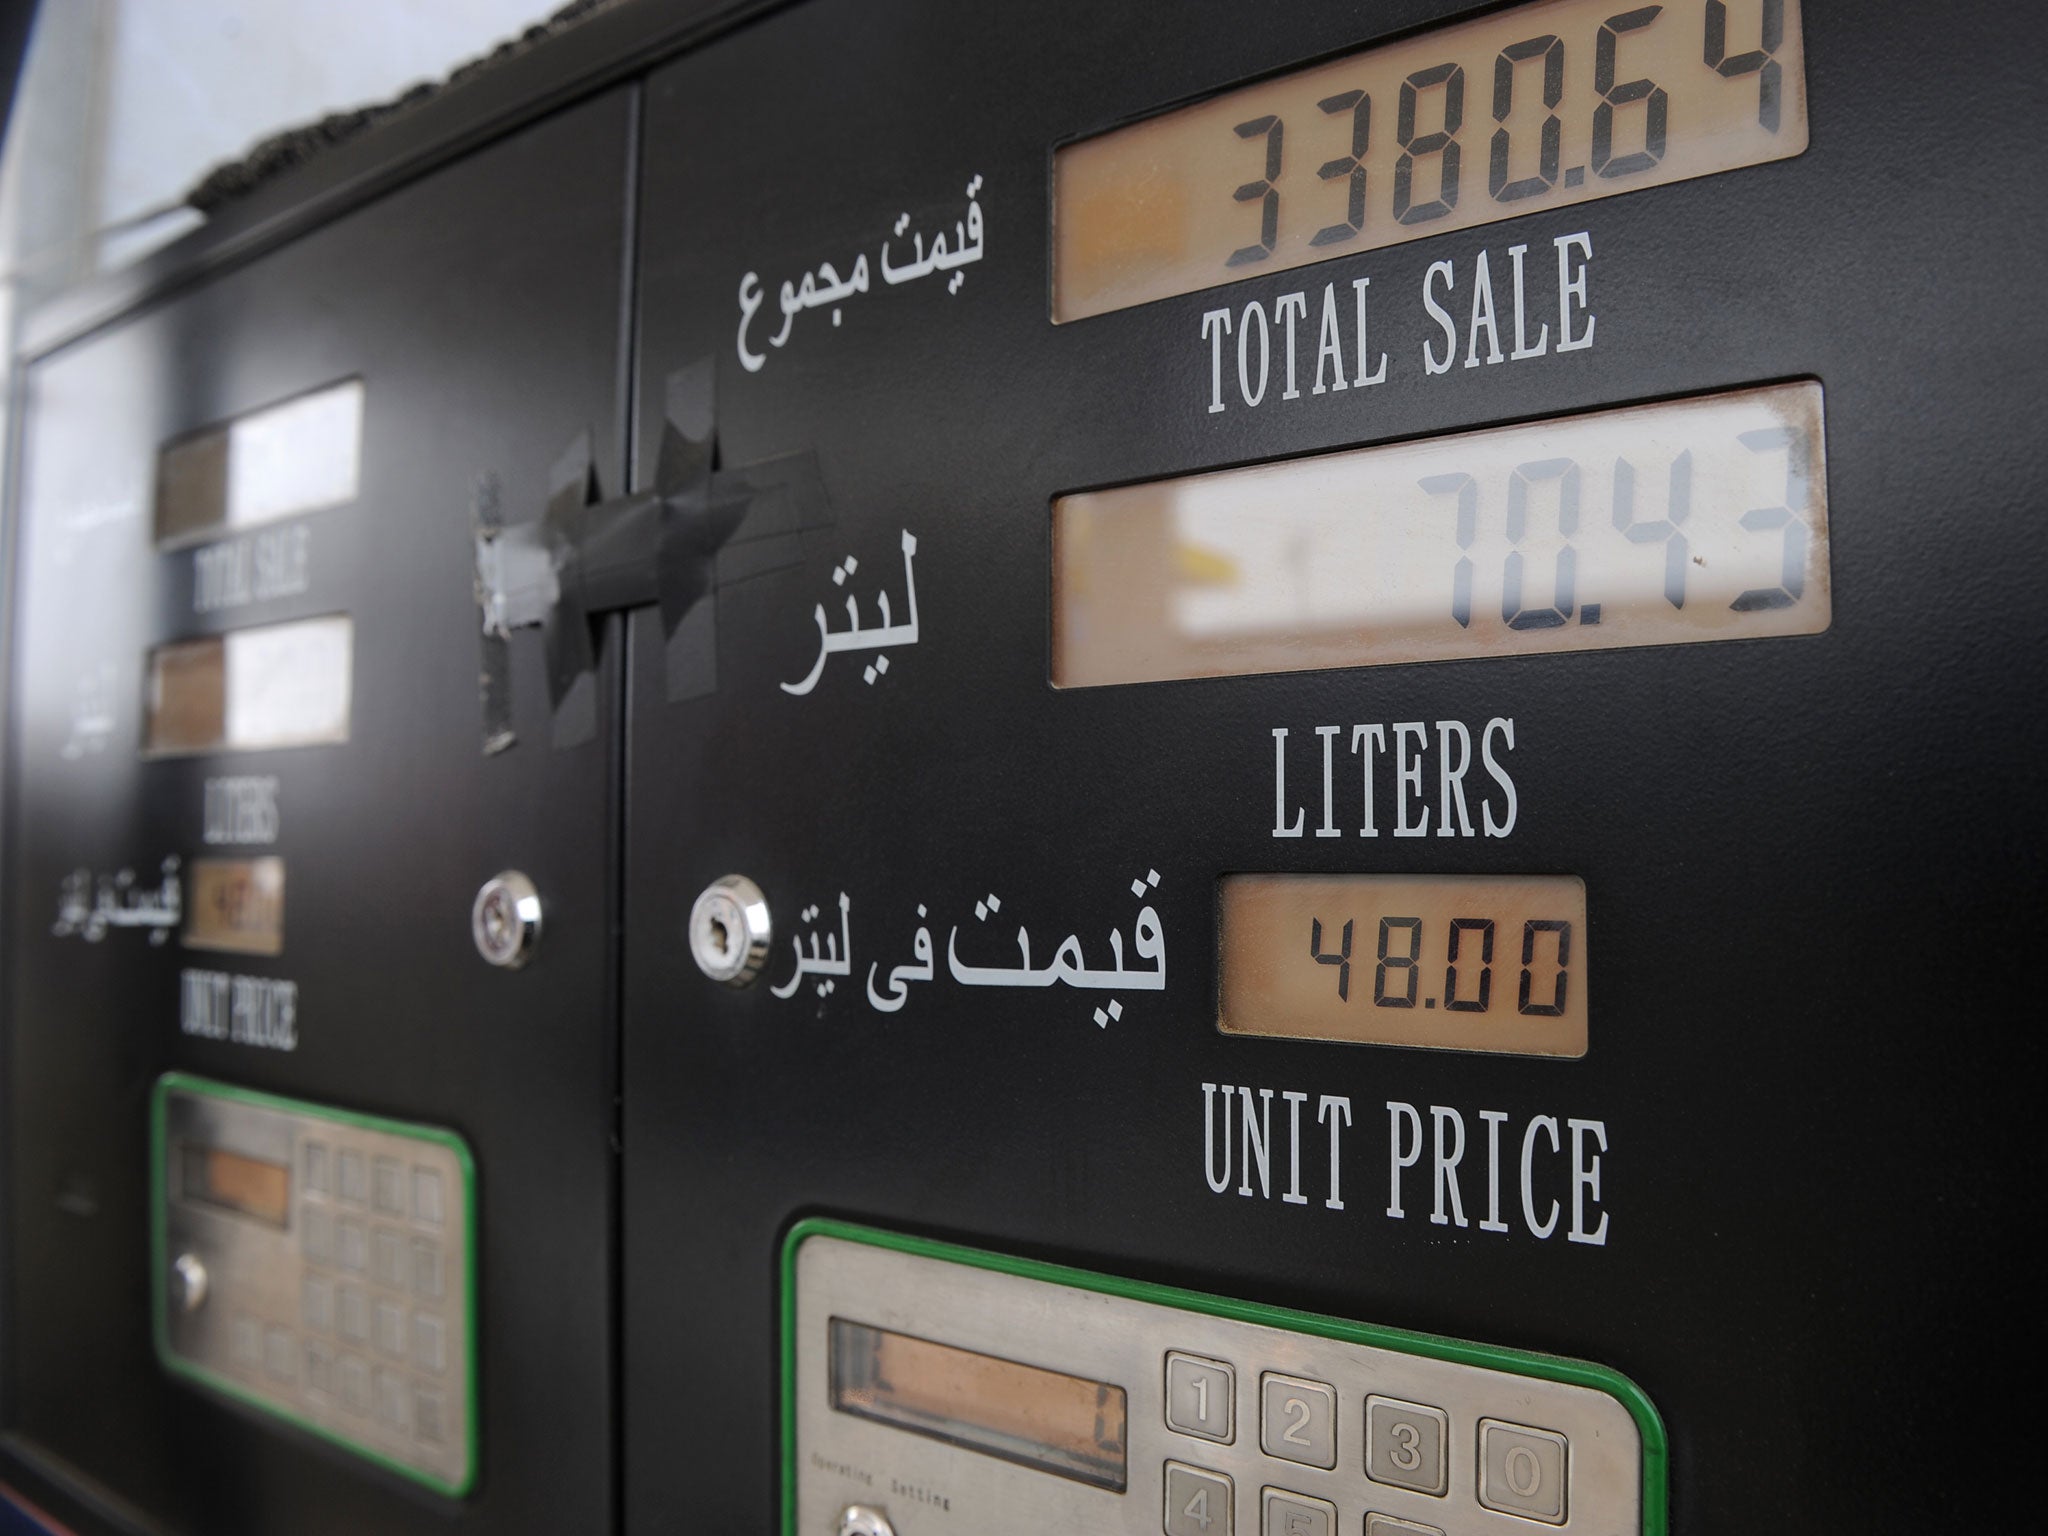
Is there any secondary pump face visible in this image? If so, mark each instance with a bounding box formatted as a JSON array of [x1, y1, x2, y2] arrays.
[[3, 96, 630, 1532], [3, 2, 2045, 1534]]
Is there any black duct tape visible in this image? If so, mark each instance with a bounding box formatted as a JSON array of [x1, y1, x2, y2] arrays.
[[471, 359, 834, 751]]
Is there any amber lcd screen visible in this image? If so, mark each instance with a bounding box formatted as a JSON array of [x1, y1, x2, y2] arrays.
[[145, 615, 353, 755], [830, 1319, 1129, 1491], [183, 857, 285, 957], [1220, 874, 1589, 1056], [1054, 0, 1806, 319], [1054, 381, 1826, 687], [179, 1143, 289, 1227], [155, 380, 363, 546]]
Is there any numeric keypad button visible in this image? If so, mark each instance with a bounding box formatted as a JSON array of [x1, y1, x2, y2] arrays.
[[304, 1341, 334, 1397], [1260, 1486, 1334, 1536], [1166, 1352, 1236, 1443], [413, 1311, 446, 1374], [302, 1140, 329, 1195], [412, 1167, 444, 1226], [336, 1285, 369, 1344], [302, 1206, 333, 1266], [413, 1238, 445, 1299], [373, 1157, 405, 1215], [1366, 1395, 1448, 1496], [1164, 1461, 1233, 1536], [337, 1150, 368, 1206], [1260, 1373, 1336, 1470], [416, 1388, 446, 1446], [301, 1274, 333, 1332], [336, 1218, 368, 1274], [1365, 1517, 1444, 1536], [1478, 1419, 1568, 1524]]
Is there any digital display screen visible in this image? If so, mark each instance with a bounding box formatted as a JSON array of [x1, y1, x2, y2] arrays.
[[145, 615, 353, 755], [1054, 0, 1806, 320], [830, 1318, 1129, 1491], [179, 1143, 290, 1227], [1221, 874, 1589, 1055], [1054, 381, 1825, 687], [183, 857, 286, 956], [155, 380, 364, 546]]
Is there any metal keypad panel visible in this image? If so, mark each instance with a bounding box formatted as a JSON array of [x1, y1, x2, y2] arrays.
[[154, 1075, 474, 1495], [791, 1226, 1658, 1536]]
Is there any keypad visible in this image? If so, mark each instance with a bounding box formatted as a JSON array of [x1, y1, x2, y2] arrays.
[[792, 1231, 1647, 1536], [201, 1125, 460, 1473], [1155, 1351, 1586, 1536], [161, 1085, 471, 1493]]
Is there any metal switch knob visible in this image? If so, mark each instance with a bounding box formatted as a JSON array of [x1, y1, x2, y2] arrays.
[[689, 874, 772, 986], [170, 1252, 208, 1313], [838, 1507, 895, 1536], [472, 870, 542, 969]]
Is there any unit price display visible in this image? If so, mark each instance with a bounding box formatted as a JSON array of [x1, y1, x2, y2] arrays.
[[1220, 874, 1588, 1056], [1055, 380, 1827, 687], [1054, 0, 1807, 319]]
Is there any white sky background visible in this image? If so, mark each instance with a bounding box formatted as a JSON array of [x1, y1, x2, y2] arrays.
[[97, 0, 562, 236], [4, 0, 562, 283]]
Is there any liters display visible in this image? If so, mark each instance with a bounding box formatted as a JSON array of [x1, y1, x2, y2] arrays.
[[1054, 380, 1826, 686], [1053, 0, 1807, 319], [1219, 874, 1588, 1056], [145, 615, 354, 755]]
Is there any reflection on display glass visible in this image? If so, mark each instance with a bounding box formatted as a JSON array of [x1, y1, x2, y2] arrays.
[[178, 1143, 290, 1227], [145, 615, 354, 756], [154, 380, 363, 545], [1054, 380, 1827, 687], [1220, 874, 1589, 1056], [1054, 0, 1806, 319], [830, 1318, 1129, 1491]]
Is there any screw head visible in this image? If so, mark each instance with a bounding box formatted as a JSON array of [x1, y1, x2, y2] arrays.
[[689, 874, 772, 985], [472, 871, 542, 969]]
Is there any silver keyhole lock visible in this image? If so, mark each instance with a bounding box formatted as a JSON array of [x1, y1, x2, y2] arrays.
[[838, 1508, 895, 1536], [689, 874, 772, 986], [472, 870, 542, 969], [170, 1252, 208, 1314]]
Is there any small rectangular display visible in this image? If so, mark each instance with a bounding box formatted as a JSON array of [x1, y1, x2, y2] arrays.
[[830, 1319, 1129, 1492], [1053, 0, 1806, 320], [155, 380, 364, 545], [145, 615, 353, 755], [178, 1143, 290, 1227], [1220, 874, 1588, 1056], [1054, 381, 1825, 687], [183, 857, 286, 956]]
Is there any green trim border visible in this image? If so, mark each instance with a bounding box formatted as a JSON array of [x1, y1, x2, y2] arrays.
[[150, 1071, 480, 1498], [780, 1218, 1667, 1536]]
